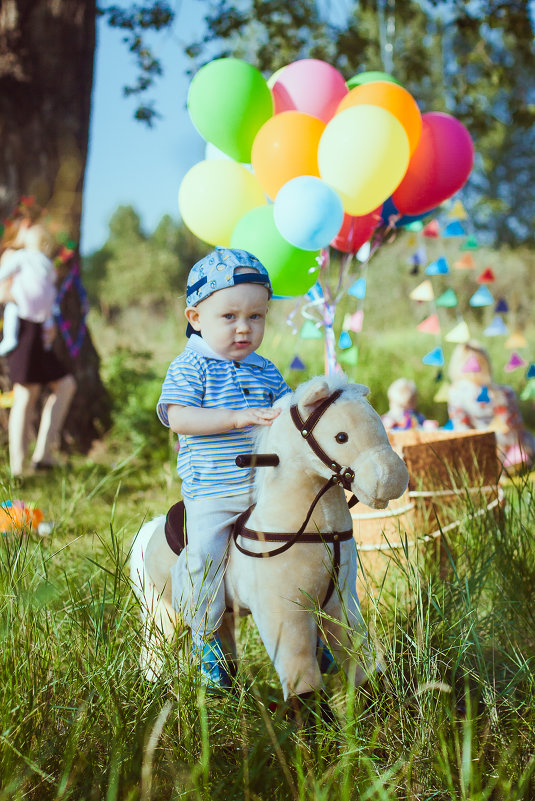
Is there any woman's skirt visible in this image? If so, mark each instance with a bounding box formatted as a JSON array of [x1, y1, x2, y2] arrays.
[[6, 319, 69, 385]]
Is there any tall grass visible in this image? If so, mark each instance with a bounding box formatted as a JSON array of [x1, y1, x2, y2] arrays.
[[2, 246, 534, 798], [1, 460, 534, 800]]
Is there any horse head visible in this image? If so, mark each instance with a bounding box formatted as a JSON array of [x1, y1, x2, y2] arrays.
[[260, 375, 409, 510]]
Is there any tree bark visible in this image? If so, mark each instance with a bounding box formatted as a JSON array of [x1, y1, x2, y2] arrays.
[[0, 0, 110, 451]]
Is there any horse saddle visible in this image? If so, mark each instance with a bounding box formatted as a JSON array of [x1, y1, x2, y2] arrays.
[[164, 501, 187, 555]]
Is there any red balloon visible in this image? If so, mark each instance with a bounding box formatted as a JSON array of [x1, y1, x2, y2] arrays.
[[330, 206, 382, 253], [392, 112, 474, 216]]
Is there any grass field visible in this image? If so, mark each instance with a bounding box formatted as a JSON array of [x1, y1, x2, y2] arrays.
[[1, 456, 534, 800], [1, 244, 535, 799]]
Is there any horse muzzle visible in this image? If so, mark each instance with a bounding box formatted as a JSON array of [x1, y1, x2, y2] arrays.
[[350, 445, 409, 510]]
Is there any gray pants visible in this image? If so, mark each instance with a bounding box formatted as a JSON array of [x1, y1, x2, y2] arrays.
[[170, 493, 251, 640]]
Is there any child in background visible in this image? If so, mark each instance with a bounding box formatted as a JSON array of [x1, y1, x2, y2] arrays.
[[447, 340, 535, 468], [0, 220, 57, 355], [381, 378, 427, 431], [157, 247, 291, 688]]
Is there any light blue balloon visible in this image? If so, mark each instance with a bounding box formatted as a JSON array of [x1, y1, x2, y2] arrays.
[[273, 176, 344, 252]]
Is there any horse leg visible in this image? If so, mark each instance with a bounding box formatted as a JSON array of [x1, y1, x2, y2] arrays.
[[253, 601, 322, 699], [320, 544, 382, 687], [131, 518, 178, 681]]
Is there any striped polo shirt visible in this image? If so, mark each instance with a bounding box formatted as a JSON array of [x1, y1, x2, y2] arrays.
[[157, 335, 291, 499]]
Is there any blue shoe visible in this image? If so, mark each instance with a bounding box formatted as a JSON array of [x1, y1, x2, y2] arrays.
[[191, 636, 232, 690], [317, 637, 339, 675]]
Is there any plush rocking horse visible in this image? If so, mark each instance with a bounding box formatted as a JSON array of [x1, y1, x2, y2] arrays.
[[130, 375, 409, 706]]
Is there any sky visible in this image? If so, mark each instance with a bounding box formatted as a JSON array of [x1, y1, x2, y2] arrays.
[[81, 0, 208, 255]]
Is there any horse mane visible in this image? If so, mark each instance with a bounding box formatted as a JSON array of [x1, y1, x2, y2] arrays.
[[251, 374, 370, 500]]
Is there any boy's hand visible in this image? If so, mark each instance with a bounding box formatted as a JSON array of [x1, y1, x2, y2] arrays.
[[233, 406, 281, 429]]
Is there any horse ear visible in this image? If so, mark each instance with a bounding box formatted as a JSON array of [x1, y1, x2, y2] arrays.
[[299, 379, 332, 415]]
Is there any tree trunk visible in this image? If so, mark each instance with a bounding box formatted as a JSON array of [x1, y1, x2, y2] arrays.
[[0, 0, 110, 451]]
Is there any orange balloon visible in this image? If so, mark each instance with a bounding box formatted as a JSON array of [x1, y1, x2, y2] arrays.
[[336, 81, 422, 154], [251, 111, 326, 200]]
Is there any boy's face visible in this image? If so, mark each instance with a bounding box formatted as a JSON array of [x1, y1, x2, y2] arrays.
[[185, 282, 270, 361]]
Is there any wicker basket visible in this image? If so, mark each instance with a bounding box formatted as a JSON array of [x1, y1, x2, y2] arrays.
[[352, 429, 502, 599]]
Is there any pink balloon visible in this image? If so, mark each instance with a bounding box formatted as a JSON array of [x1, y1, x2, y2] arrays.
[[392, 112, 474, 216], [330, 207, 383, 254], [271, 59, 348, 122]]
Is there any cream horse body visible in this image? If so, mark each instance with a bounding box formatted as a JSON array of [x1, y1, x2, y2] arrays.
[[130, 376, 409, 700]]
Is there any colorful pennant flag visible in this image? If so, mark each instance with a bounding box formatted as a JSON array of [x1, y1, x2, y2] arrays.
[[425, 257, 450, 276], [461, 235, 479, 250], [405, 220, 424, 232], [448, 200, 468, 219], [462, 355, 482, 373], [520, 380, 535, 401], [348, 277, 366, 299], [435, 288, 458, 308], [356, 241, 371, 262], [343, 310, 364, 333], [433, 382, 450, 402], [477, 267, 495, 283], [527, 364, 535, 379], [484, 316, 509, 337], [422, 346, 444, 366], [445, 320, 470, 343], [408, 245, 427, 267], [409, 279, 434, 302], [339, 346, 359, 366], [423, 219, 440, 238], [299, 320, 323, 339], [338, 331, 352, 349], [469, 286, 494, 307], [454, 254, 476, 270], [443, 221, 466, 237], [505, 332, 528, 349], [290, 355, 306, 370], [495, 298, 509, 313], [417, 314, 441, 334], [505, 352, 527, 372]]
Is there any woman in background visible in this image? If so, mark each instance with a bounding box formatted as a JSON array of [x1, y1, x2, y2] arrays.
[[0, 210, 76, 477]]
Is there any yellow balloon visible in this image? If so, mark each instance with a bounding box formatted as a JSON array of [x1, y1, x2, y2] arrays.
[[178, 160, 267, 246], [318, 105, 410, 215], [267, 65, 288, 89]]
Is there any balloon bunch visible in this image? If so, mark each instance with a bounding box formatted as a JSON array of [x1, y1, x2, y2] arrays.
[[179, 57, 474, 300]]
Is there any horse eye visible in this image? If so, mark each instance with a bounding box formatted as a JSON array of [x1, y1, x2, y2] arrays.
[[335, 432, 348, 443]]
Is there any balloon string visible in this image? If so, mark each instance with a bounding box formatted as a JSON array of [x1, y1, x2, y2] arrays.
[[378, 0, 396, 74]]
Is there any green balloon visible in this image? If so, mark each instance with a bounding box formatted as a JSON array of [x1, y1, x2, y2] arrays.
[[346, 71, 403, 90], [188, 58, 273, 162], [231, 205, 318, 296]]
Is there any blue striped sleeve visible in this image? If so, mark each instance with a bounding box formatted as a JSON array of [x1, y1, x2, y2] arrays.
[[157, 353, 205, 427]]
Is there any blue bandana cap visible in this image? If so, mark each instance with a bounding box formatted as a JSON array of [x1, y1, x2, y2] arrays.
[[186, 247, 272, 308]]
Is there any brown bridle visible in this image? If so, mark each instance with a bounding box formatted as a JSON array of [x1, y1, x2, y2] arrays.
[[289, 388, 357, 495], [232, 389, 359, 607]]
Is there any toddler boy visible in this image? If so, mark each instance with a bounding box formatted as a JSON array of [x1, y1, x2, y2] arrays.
[[157, 247, 291, 687]]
